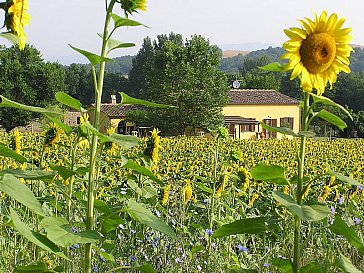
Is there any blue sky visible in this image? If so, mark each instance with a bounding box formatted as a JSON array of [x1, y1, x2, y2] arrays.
[[5, 0, 364, 64]]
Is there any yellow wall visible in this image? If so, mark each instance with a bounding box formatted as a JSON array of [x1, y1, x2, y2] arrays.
[[87, 110, 136, 134], [222, 104, 300, 139]]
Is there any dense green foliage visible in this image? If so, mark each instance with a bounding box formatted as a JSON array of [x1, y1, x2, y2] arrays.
[[0, 45, 66, 131]]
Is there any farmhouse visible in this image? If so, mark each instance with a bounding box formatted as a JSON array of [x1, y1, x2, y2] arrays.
[[223, 89, 300, 139], [83, 90, 300, 139], [86, 95, 146, 136]]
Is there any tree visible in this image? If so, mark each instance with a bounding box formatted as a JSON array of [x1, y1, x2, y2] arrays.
[[330, 72, 364, 112], [239, 56, 281, 90], [127, 37, 154, 98], [129, 33, 229, 135], [102, 72, 128, 103], [0, 45, 66, 131], [64, 63, 94, 106]]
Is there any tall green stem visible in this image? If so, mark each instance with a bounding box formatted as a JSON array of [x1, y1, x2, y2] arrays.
[[205, 138, 219, 271], [84, 1, 115, 272], [293, 92, 310, 273], [65, 141, 76, 273]]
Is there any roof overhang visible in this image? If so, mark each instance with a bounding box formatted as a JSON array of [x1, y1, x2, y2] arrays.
[[224, 116, 259, 124]]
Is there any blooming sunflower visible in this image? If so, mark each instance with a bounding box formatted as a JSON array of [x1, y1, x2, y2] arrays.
[[9, 128, 21, 154], [281, 11, 353, 95], [4, 0, 31, 50], [182, 180, 192, 204], [44, 123, 62, 146]]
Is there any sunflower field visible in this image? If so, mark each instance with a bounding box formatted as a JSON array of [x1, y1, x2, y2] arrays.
[[0, 128, 363, 272]]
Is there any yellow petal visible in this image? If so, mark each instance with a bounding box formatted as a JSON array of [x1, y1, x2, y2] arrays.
[[317, 10, 328, 32], [335, 34, 352, 44], [332, 17, 346, 32], [336, 55, 350, 65], [340, 64, 351, 73], [336, 44, 353, 54], [326, 13, 338, 31], [298, 19, 313, 34], [301, 67, 312, 89], [304, 17, 316, 32], [289, 27, 308, 39], [286, 54, 301, 70], [280, 52, 293, 59], [333, 27, 352, 39], [283, 43, 301, 52], [290, 62, 303, 80]]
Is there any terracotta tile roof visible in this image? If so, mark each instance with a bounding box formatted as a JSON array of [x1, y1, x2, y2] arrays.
[[89, 104, 144, 118], [228, 89, 299, 105]]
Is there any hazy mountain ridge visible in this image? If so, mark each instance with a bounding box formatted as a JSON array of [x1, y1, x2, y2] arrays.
[[61, 44, 364, 75]]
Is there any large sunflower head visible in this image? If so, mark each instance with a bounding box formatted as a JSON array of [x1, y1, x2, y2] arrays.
[[281, 11, 353, 95], [4, 0, 31, 50]]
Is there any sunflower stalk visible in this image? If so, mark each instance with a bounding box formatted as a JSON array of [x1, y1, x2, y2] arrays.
[[293, 92, 310, 273], [84, 1, 116, 272]]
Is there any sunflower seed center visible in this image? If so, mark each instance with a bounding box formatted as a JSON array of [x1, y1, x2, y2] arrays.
[[300, 32, 336, 74]]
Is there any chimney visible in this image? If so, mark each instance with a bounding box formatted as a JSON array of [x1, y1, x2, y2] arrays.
[[111, 95, 116, 104]]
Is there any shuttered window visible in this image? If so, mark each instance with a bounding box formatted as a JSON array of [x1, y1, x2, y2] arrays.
[[280, 117, 294, 130]]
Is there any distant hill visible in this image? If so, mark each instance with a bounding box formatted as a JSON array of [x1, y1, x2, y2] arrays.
[[219, 45, 364, 73], [219, 42, 279, 51], [222, 50, 250, 58], [62, 44, 364, 75], [219, 46, 284, 72]]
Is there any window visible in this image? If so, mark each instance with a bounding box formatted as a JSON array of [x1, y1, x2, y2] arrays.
[[263, 119, 277, 138], [240, 124, 255, 132], [280, 117, 294, 130]]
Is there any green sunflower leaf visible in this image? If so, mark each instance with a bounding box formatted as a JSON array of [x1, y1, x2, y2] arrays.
[[315, 109, 347, 130], [329, 216, 364, 254], [311, 93, 353, 121], [107, 38, 135, 53], [326, 167, 363, 187], [133, 263, 157, 273], [123, 160, 163, 185], [9, 208, 68, 260], [39, 217, 100, 248], [111, 13, 148, 28], [251, 164, 289, 185], [273, 191, 330, 221], [212, 217, 267, 238], [261, 123, 298, 137], [55, 92, 86, 112], [81, 123, 138, 149], [92, 245, 115, 263], [0, 144, 27, 163], [0, 32, 19, 45], [0, 169, 55, 180], [69, 45, 113, 66], [0, 95, 62, 116], [0, 174, 46, 217], [272, 258, 292, 273], [124, 199, 177, 239], [335, 253, 361, 273]]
